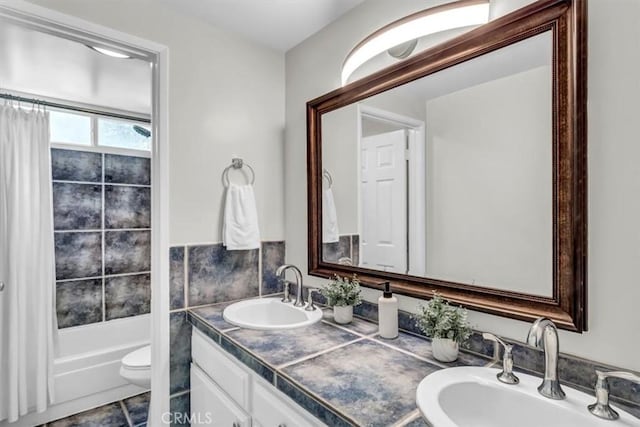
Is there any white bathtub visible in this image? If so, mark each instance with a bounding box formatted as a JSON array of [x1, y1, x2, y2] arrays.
[[54, 314, 151, 402], [1, 315, 150, 427]]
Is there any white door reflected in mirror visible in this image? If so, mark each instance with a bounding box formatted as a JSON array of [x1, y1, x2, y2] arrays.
[[360, 129, 407, 273]]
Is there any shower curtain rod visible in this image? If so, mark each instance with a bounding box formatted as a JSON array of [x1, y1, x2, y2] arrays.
[[0, 92, 151, 124]]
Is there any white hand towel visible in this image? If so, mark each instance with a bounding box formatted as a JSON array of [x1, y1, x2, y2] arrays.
[[223, 184, 261, 250], [322, 188, 340, 243]]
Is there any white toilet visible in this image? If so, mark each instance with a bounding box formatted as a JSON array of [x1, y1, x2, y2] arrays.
[[120, 345, 151, 388]]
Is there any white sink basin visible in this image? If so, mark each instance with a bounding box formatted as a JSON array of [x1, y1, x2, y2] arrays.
[[416, 367, 639, 427], [222, 298, 323, 330]]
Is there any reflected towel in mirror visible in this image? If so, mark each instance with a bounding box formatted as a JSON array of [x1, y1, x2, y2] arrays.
[[323, 188, 339, 243]]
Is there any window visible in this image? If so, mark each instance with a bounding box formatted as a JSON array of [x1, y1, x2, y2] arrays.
[[50, 110, 92, 146], [98, 118, 151, 151], [49, 109, 151, 153]]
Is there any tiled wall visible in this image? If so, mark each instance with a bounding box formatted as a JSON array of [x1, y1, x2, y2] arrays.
[[52, 148, 151, 329], [168, 240, 285, 426], [323, 234, 359, 265]]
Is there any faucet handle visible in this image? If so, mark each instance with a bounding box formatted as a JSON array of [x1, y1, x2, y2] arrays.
[[305, 288, 321, 311], [482, 333, 520, 385], [281, 281, 292, 303], [588, 370, 640, 420]]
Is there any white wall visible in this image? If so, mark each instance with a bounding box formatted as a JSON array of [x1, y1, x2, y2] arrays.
[[285, 0, 640, 372], [425, 66, 552, 297], [322, 105, 359, 235], [27, 0, 286, 245]]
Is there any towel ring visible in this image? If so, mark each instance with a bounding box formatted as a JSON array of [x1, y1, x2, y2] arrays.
[[323, 168, 333, 189], [223, 158, 255, 187]]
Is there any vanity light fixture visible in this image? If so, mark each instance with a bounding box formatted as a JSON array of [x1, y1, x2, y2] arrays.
[[341, 0, 490, 86], [87, 45, 132, 59]]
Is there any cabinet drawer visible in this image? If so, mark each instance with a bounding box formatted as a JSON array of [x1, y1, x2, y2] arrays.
[[252, 377, 320, 427], [191, 364, 251, 427], [192, 328, 250, 409]]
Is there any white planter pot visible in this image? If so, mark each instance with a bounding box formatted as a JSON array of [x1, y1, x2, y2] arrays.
[[333, 305, 353, 324], [431, 338, 459, 362]]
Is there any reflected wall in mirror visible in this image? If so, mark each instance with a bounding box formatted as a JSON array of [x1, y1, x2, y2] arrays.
[[308, 0, 587, 331], [322, 31, 553, 298]]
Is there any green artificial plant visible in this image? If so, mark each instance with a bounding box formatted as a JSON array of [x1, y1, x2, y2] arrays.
[[414, 293, 472, 344], [321, 274, 362, 307]]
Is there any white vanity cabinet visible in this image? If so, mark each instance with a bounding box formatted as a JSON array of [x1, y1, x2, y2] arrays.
[[190, 328, 326, 427], [191, 365, 251, 427]]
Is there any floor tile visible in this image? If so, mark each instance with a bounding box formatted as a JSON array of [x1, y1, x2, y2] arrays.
[[47, 402, 128, 427]]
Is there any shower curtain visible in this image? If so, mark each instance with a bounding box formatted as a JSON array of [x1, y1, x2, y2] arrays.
[[0, 104, 57, 422]]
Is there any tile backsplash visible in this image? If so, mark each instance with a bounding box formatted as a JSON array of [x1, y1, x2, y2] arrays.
[[188, 244, 259, 306], [169, 241, 286, 311], [52, 148, 151, 329], [168, 240, 286, 424], [352, 299, 640, 411], [323, 234, 359, 265]]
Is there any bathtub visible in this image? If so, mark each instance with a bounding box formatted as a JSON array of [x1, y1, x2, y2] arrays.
[[54, 314, 151, 402], [1, 315, 150, 427]]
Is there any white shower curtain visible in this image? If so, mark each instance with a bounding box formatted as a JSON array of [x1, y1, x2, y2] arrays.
[[0, 104, 57, 422]]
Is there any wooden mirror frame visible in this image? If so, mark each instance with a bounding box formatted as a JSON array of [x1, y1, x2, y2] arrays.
[[307, 0, 587, 332]]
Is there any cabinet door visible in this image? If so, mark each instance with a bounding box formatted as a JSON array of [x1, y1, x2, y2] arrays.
[[192, 328, 250, 409], [252, 378, 321, 427], [190, 364, 251, 427]]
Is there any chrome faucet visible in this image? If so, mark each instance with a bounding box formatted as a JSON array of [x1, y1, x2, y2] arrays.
[[588, 370, 640, 420], [305, 288, 321, 311], [526, 317, 565, 400], [275, 264, 305, 307], [482, 332, 519, 385]]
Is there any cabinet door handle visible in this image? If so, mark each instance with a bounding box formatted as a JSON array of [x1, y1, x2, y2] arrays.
[[0, 281, 4, 292]]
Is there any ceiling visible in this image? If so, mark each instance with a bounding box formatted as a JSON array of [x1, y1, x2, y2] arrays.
[[0, 19, 152, 114], [0, 0, 364, 112], [157, 0, 365, 51], [390, 30, 552, 103]]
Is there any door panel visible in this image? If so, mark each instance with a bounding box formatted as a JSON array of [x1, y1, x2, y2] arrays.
[[360, 129, 407, 273]]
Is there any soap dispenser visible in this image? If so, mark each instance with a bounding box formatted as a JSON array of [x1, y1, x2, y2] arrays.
[[378, 282, 398, 339]]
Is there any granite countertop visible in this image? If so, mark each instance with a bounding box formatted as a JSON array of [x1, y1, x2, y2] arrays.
[[187, 300, 495, 427]]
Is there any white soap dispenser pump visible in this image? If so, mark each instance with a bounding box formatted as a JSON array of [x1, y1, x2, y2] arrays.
[[378, 282, 398, 339]]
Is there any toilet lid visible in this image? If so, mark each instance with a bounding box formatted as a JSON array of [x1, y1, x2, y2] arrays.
[[122, 345, 151, 369]]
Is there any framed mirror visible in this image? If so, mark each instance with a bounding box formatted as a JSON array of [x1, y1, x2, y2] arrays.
[[307, 0, 587, 331]]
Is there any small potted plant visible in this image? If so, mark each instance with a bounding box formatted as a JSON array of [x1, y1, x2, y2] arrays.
[[321, 274, 362, 324], [414, 293, 472, 362]]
